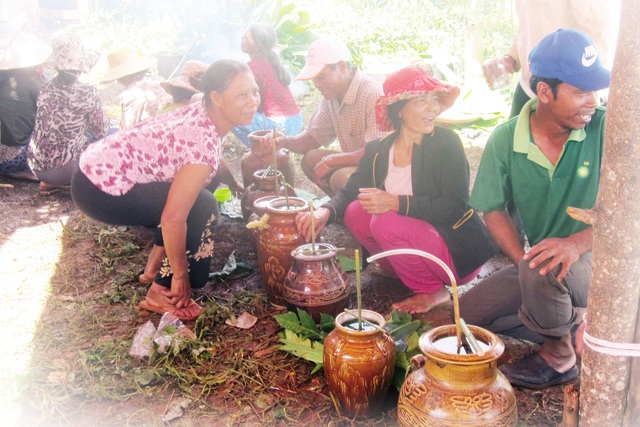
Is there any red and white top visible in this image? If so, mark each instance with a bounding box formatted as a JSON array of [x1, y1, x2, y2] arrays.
[[80, 102, 221, 196]]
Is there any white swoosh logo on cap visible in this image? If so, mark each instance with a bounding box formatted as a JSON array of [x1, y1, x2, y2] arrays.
[[582, 53, 597, 67]]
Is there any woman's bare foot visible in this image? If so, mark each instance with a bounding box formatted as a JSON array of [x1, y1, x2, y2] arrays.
[[392, 287, 451, 314], [144, 283, 201, 319]]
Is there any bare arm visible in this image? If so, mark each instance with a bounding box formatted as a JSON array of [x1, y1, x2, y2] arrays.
[[160, 163, 213, 308], [278, 130, 320, 154], [483, 209, 526, 266], [314, 147, 366, 181]]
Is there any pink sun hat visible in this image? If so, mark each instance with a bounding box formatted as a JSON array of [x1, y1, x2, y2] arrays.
[[375, 66, 460, 132]]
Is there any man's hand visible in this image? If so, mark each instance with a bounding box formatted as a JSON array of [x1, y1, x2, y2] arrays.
[[357, 188, 399, 215], [502, 54, 518, 74], [259, 130, 285, 152], [523, 237, 582, 282]]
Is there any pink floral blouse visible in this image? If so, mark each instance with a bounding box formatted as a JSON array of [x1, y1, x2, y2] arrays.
[[80, 102, 221, 196]]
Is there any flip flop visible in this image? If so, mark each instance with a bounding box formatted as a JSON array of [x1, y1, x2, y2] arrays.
[[499, 352, 578, 389], [137, 299, 201, 322], [138, 274, 155, 285], [38, 183, 69, 196]]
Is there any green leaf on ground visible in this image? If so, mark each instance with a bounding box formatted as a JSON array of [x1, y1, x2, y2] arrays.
[[274, 311, 323, 341], [278, 329, 324, 365]]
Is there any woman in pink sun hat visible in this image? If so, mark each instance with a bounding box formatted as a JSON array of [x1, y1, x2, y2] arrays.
[[295, 66, 497, 314]]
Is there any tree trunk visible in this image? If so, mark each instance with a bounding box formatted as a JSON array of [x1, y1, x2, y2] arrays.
[[580, 0, 640, 425], [624, 313, 640, 426]]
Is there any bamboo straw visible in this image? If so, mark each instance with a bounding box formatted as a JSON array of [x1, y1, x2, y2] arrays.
[[271, 126, 279, 196], [459, 318, 485, 356], [309, 202, 316, 252], [355, 249, 362, 331]]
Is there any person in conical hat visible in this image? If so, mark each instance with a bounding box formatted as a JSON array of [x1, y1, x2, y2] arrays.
[[0, 30, 51, 71], [102, 47, 170, 129], [0, 31, 48, 181], [28, 33, 108, 195]]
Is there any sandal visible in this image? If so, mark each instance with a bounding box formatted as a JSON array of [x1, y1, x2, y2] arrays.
[[39, 182, 67, 196], [499, 352, 578, 389]]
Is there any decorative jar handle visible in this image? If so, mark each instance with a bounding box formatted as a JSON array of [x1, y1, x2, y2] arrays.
[[407, 354, 426, 376]]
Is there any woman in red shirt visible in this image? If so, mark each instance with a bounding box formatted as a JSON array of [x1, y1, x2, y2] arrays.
[[231, 23, 302, 146]]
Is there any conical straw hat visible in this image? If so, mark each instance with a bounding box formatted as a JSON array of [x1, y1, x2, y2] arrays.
[[0, 30, 52, 70]]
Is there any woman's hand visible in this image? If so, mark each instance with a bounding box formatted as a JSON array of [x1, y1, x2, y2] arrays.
[[295, 207, 330, 242], [161, 274, 193, 308], [357, 188, 399, 214]]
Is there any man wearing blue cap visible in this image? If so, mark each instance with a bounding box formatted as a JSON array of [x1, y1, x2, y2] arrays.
[[457, 29, 611, 389]]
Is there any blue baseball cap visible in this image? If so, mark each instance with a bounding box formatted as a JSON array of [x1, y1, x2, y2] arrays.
[[529, 28, 611, 91]]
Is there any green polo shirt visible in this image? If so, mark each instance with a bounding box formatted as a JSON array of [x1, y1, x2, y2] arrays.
[[470, 98, 606, 246]]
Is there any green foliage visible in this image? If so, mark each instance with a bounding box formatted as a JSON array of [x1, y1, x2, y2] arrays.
[[275, 308, 326, 341], [275, 308, 431, 391], [248, 0, 318, 73]]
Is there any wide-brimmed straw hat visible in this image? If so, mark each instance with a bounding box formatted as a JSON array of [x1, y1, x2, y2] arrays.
[[0, 30, 52, 70], [375, 66, 460, 132], [101, 48, 156, 83], [44, 33, 99, 74], [160, 60, 209, 94]]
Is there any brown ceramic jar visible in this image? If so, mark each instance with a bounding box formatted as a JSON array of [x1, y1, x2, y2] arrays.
[[323, 310, 396, 418], [241, 129, 296, 188], [397, 324, 518, 427], [256, 197, 308, 305], [240, 169, 294, 222], [283, 243, 351, 322]]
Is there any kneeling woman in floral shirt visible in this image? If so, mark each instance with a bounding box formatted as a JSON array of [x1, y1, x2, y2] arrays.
[[72, 59, 259, 320]]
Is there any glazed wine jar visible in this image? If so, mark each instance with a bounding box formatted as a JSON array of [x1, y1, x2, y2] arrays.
[[256, 196, 308, 305], [323, 309, 396, 418], [397, 324, 517, 427], [283, 243, 351, 321]]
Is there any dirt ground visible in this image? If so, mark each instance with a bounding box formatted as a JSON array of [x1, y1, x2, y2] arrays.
[[0, 134, 576, 426]]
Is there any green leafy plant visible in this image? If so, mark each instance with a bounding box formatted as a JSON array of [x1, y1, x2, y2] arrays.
[[247, 0, 318, 74], [275, 308, 431, 390]]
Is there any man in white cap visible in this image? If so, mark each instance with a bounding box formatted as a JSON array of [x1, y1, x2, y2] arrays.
[[276, 37, 387, 196], [458, 29, 611, 389]]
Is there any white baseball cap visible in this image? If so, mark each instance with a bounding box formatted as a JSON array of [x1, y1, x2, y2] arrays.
[[297, 37, 351, 80]]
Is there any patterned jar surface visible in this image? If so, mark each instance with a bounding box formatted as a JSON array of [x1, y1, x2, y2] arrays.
[[284, 243, 351, 322], [323, 310, 396, 418], [397, 324, 518, 427], [256, 197, 308, 305]]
